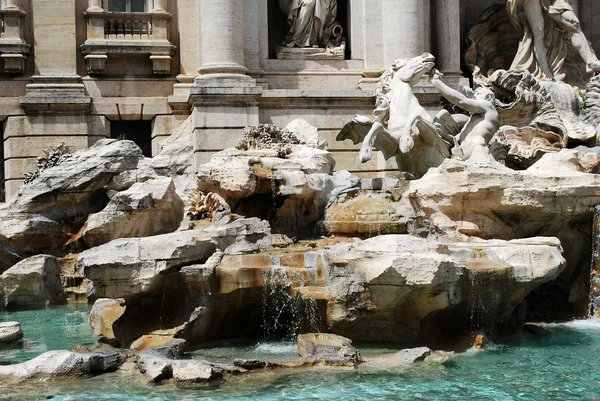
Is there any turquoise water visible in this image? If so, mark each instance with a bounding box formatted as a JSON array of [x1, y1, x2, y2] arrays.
[[1, 306, 600, 401], [0, 304, 98, 364]]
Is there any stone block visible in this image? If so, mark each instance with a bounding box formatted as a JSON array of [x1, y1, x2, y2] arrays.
[[194, 128, 241, 152], [4, 136, 88, 159], [193, 105, 259, 129]]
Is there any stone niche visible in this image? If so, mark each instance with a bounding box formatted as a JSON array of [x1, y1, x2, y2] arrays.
[[267, 0, 350, 60]]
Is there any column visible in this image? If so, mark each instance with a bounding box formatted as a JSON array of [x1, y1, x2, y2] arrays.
[[86, 0, 103, 12], [189, 0, 262, 172], [197, 0, 248, 77], [382, 0, 426, 66], [435, 0, 462, 76], [152, 0, 166, 12], [4, 0, 20, 10]]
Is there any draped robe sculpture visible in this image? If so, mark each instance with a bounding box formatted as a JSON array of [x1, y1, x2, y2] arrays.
[[507, 0, 600, 80], [279, 0, 338, 48]]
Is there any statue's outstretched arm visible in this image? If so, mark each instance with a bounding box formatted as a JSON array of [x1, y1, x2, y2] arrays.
[[431, 73, 486, 114]]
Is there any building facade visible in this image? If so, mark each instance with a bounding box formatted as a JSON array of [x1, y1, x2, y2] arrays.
[[0, 0, 599, 201]]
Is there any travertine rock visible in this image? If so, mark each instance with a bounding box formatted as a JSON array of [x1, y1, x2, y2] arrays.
[[0, 322, 23, 343], [297, 333, 361, 367], [0, 139, 144, 271], [136, 339, 221, 384], [80, 218, 270, 299], [0, 350, 126, 383], [0, 255, 65, 309], [89, 298, 126, 340], [197, 145, 334, 237], [316, 235, 565, 344], [81, 177, 184, 247]]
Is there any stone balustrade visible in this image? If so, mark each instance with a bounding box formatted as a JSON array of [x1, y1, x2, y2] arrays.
[[81, 6, 175, 75], [104, 13, 154, 40]]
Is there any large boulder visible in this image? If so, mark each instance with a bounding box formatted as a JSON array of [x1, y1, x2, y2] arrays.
[[197, 144, 335, 238], [136, 339, 222, 384], [313, 235, 565, 344], [81, 177, 184, 247], [297, 333, 361, 367], [394, 156, 600, 316], [80, 218, 270, 346], [0, 350, 126, 383], [80, 218, 270, 299], [0, 255, 65, 309], [0, 322, 23, 343], [89, 298, 126, 340], [0, 139, 144, 271]]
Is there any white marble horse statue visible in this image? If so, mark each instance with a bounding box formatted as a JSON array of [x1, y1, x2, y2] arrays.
[[337, 53, 458, 178]]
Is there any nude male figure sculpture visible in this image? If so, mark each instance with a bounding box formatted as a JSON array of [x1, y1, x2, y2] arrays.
[[430, 70, 499, 160]]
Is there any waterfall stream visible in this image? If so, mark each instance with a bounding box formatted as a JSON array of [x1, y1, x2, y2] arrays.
[[588, 206, 600, 318], [260, 258, 320, 341]]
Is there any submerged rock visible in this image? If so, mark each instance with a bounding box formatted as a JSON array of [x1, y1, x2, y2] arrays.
[[0, 255, 65, 309], [0, 322, 23, 343], [0, 350, 126, 383], [297, 333, 361, 367], [136, 339, 222, 384]]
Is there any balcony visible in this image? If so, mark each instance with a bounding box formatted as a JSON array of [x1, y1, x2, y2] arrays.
[[81, 3, 175, 75], [0, 2, 29, 74]]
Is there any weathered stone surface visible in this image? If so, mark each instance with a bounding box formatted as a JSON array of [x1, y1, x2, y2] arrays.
[[233, 359, 267, 370], [80, 218, 270, 299], [312, 235, 565, 344], [89, 298, 126, 340], [171, 360, 222, 384], [150, 116, 196, 195], [0, 322, 23, 343], [197, 145, 334, 237], [297, 333, 361, 367], [81, 177, 185, 247], [363, 347, 432, 370], [130, 334, 177, 354], [136, 339, 221, 384], [0, 255, 65, 309], [285, 118, 319, 147], [0, 139, 144, 271], [0, 350, 126, 383]]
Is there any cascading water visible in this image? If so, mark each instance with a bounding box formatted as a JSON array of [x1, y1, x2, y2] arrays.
[[587, 206, 600, 318], [260, 257, 320, 341], [465, 250, 508, 336]]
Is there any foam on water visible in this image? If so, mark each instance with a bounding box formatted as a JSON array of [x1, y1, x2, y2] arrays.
[[539, 318, 600, 331], [253, 342, 297, 355]]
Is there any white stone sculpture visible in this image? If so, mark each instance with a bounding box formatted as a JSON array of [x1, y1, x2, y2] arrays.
[[277, 0, 345, 59], [430, 69, 499, 160], [337, 53, 455, 178], [507, 0, 600, 81], [279, 0, 338, 48]]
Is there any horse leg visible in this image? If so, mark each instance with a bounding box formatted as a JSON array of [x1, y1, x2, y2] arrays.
[[359, 122, 384, 163]]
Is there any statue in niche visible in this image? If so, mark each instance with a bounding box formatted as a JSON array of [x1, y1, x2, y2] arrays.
[[507, 0, 600, 81], [336, 54, 499, 178], [277, 0, 345, 59]]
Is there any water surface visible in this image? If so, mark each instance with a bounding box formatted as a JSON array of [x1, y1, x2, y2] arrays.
[[1, 307, 599, 401]]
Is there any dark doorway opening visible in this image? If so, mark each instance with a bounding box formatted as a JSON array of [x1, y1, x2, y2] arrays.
[[110, 120, 152, 157]]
